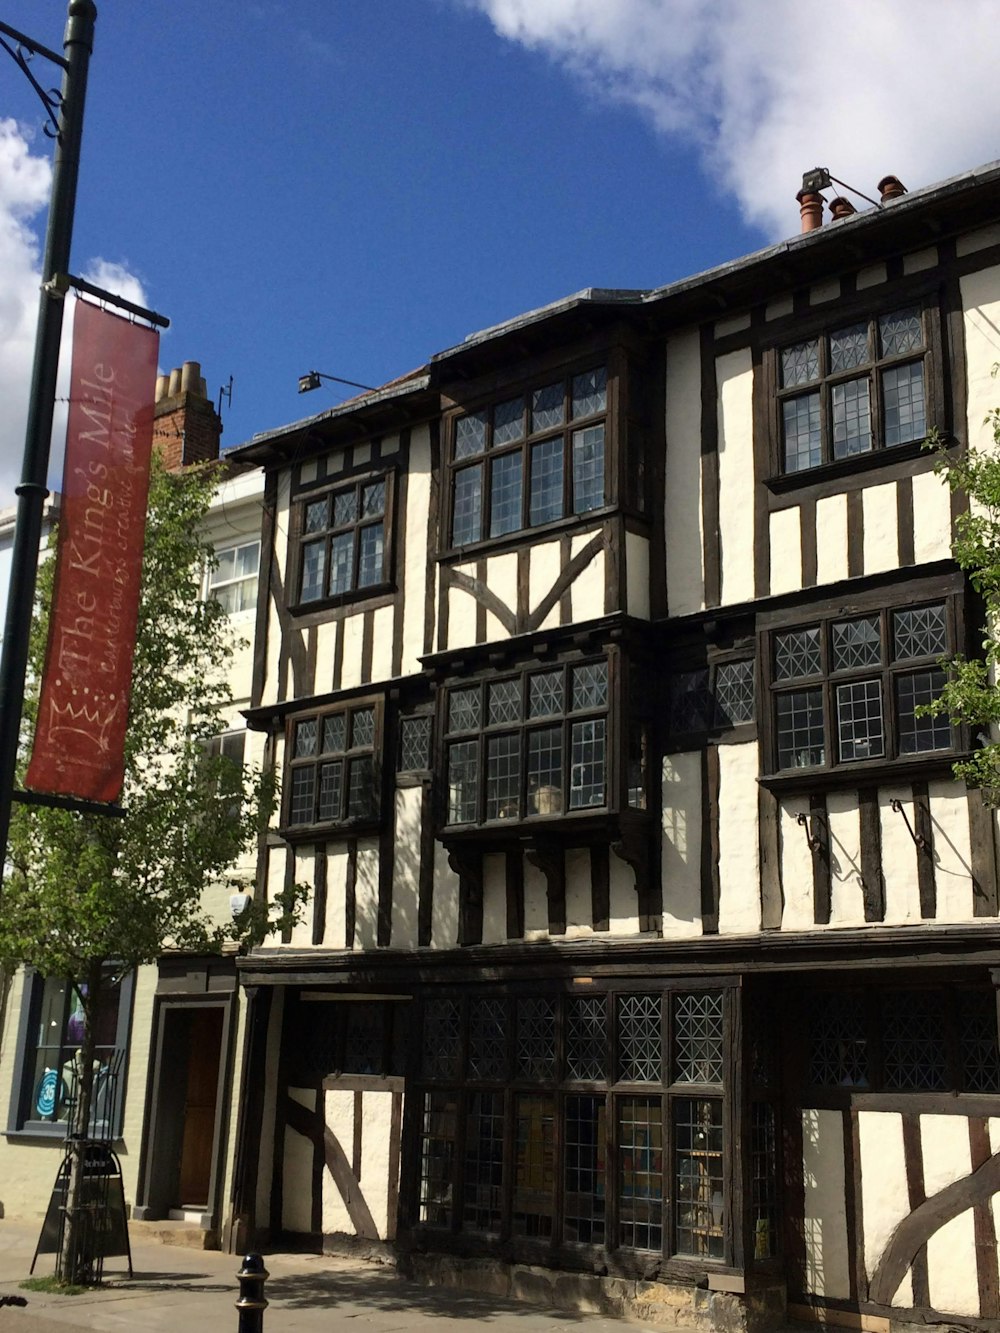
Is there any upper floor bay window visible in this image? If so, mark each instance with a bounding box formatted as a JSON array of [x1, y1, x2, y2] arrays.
[[445, 658, 609, 825], [448, 367, 607, 548], [208, 539, 259, 614], [778, 304, 935, 474], [767, 600, 953, 773], [297, 472, 392, 607], [284, 700, 381, 830]]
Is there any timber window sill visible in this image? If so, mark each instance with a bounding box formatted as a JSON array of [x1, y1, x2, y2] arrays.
[[759, 751, 967, 795], [764, 434, 954, 496]]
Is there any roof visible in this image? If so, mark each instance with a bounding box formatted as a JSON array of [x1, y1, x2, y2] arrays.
[[229, 158, 1000, 465]]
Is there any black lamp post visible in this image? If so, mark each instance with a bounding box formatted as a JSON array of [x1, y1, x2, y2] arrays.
[[0, 2, 98, 895]]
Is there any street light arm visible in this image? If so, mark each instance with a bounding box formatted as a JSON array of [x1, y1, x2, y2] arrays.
[[0, 22, 69, 141]]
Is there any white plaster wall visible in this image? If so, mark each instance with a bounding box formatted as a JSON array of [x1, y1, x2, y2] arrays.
[[529, 540, 563, 631], [288, 845, 316, 948], [815, 493, 849, 586], [564, 846, 593, 939], [523, 855, 549, 940], [928, 779, 975, 922], [401, 425, 431, 675], [625, 532, 650, 619], [446, 582, 478, 652], [714, 312, 750, 337], [766, 295, 794, 321], [274, 472, 291, 583], [921, 1113, 972, 1196], [340, 613, 365, 690], [664, 331, 704, 615], [391, 787, 422, 950], [827, 793, 865, 925], [717, 349, 755, 606], [570, 530, 605, 624], [370, 604, 394, 684], [963, 267, 1000, 481], [322, 1088, 354, 1235], [911, 468, 953, 565], [769, 508, 802, 596], [928, 1210, 980, 1318], [862, 482, 898, 575], [801, 1108, 851, 1299], [811, 278, 840, 306], [903, 247, 938, 275], [431, 840, 460, 948], [857, 262, 887, 290], [660, 752, 703, 939], [267, 842, 287, 922], [858, 1112, 911, 1304], [325, 846, 349, 950], [485, 551, 517, 640], [717, 743, 761, 934], [354, 838, 380, 950], [360, 1089, 395, 1238], [958, 225, 1000, 257], [256, 987, 284, 1225], [779, 795, 815, 930], [879, 786, 921, 923], [313, 622, 336, 695], [481, 851, 507, 945], [608, 850, 640, 935], [284, 1088, 316, 1233]]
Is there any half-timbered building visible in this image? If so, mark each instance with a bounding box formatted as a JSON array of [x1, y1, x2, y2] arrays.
[[229, 161, 1000, 1331]]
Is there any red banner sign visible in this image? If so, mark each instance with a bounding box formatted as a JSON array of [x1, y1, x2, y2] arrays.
[[26, 300, 159, 804]]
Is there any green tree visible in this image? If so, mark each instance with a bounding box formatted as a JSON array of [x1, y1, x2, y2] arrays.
[[0, 456, 286, 1283], [928, 407, 1000, 797]]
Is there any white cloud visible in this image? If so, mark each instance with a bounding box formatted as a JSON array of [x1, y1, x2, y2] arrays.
[[461, 0, 1000, 238], [0, 122, 148, 509]]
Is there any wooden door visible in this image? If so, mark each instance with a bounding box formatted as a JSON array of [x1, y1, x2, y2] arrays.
[[177, 1008, 223, 1207]]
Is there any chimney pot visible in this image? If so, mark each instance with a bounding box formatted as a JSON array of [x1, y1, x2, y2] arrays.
[[829, 195, 856, 221], [168, 366, 182, 396], [155, 373, 169, 403], [796, 188, 825, 233], [180, 360, 201, 395], [878, 174, 907, 203]]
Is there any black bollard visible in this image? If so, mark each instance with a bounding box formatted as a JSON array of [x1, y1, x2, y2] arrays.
[[235, 1253, 269, 1333]]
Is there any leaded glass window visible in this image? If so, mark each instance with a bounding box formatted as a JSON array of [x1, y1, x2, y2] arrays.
[[959, 991, 1000, 1093], [619, 1097, 664, 1251], [463, 1091, 505, 1233], [669, 660, 756, 735], [399, 715, 431, 772], [419, 1092, 457, 1227], [564, 1095, 606, 1244], [449, 366, 608, 545], [883, 991, 948, 1092], [423, 999, 461, 1082], [512, 1095, 556, 1238], [467, 998, 508, 1081], [673, 992, 724, 1085], [566, 995, 607, 1082], [770, 600, 953, 773], [298, 473, 390, 602], [809, 992, 869, 1087], [287, 702, 380, 827], [777, 304, 930, 474], [618, 993, 662, 1083], [674, 1098, 724, 1258], [443, 658, 610, 826], [516, 997, 556, 1081]]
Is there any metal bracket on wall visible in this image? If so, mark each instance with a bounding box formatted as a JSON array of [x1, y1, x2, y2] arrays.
[[889, 797, 929, 852]]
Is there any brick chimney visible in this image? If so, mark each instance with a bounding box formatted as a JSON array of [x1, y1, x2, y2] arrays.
[[152, 360, 222, 472]]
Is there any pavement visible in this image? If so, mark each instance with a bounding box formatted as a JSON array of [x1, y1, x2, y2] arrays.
[[0, 1219, 703, 1333]]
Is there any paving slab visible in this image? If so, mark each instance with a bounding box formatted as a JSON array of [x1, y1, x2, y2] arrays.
[[0, 1221, 704, 1333]]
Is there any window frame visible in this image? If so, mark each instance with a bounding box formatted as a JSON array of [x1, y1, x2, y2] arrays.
[[410, 983, 742, 1269], [666, 653, 757, 746], [440, 654, 614, 829], [762, 591, 961, 781], [206, 538, 260, 616], [765, 287, 945, 485], [7, 968, 135, 1140], [292, 468, 396, 611], [282, 698, 384, 834], [443, 364, 612, 553]]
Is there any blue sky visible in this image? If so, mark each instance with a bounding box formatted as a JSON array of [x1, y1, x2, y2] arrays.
[[2, 1, 1000, 502]]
